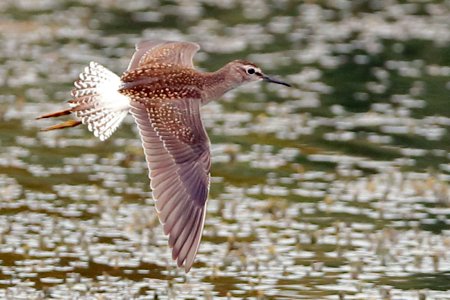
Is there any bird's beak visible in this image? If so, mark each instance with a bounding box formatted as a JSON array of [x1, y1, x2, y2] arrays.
[[260, 74, 291, 87]]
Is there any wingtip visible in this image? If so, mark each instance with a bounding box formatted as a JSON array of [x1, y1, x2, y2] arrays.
[[176, 250, 190, 271], [184, 263, 192, 273]]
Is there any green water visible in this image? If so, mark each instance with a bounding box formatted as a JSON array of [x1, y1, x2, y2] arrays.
[[0, 0, 449, 299]]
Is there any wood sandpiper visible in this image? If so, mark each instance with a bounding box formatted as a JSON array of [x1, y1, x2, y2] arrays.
[[38, 40, 290, 272]]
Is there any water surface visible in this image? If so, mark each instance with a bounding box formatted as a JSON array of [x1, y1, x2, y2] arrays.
[[0, 0, 449, 299]]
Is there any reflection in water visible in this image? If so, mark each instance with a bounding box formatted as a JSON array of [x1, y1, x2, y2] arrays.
[[0, 0, 449, 298]]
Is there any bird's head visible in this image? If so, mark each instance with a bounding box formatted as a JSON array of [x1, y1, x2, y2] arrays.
[[229, 60, 291, 87]]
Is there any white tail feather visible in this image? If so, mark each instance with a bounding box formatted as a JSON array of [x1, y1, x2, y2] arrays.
[[70, 62, 130, 141]]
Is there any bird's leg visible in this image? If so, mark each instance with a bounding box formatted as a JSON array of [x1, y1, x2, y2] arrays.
[[36, 108, 72, 119], [36, 108, 82, 131], [39, 119, 82, 132]]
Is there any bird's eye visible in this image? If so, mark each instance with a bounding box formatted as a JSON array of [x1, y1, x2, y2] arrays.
[[247, 68, 255, 75]]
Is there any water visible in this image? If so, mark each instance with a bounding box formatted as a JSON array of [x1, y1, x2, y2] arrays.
[[0, 0, 449, 299]]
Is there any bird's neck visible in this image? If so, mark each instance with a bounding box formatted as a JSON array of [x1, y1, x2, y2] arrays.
[[201, 64, 242, 104]]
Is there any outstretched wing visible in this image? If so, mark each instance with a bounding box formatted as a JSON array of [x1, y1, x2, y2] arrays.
[[127, 40, 200, 71], [130, 97, 210, 272]]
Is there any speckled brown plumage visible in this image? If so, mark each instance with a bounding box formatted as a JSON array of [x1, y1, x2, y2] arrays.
[[120, 66, 203, 102]]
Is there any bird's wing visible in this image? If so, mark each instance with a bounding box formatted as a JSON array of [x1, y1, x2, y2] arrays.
[[129, 96, 210, 272], [127, 40, 200, 71]]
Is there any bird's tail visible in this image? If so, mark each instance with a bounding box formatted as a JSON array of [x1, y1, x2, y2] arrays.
[[37, 62, 130, 141]]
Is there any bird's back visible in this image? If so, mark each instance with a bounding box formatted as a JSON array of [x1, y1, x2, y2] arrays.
[[119, 64, 205, 102]]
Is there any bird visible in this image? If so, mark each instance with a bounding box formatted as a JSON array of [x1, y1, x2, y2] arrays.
[[37, 40, 290, 272]]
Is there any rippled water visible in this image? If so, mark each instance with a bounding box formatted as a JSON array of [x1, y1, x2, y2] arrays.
[[1, 0, 449, 299]]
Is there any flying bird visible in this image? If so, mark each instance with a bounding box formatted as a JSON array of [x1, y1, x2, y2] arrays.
[[38, 40, 290, 272]]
